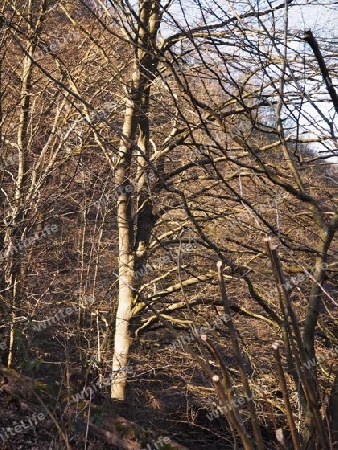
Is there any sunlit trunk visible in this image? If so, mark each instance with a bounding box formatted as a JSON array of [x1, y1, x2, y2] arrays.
[[111, 0, 161, 400]]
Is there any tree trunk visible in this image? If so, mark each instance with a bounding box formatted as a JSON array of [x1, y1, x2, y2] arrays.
[[7, 33, 34, 367], [302, 227, 335, 447], [111, 0, 161, 400], [111, 102, 137, 400]]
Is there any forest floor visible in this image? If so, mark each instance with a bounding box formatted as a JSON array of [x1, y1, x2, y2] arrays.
[[0, 289, 336, 449]]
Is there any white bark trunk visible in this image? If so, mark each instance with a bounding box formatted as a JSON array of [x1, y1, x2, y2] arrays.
[[111, 171, 135, 399], [111, 0, 161, 400]]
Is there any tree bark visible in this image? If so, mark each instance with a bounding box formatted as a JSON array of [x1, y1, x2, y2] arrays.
[[111, 0, 161, 400]]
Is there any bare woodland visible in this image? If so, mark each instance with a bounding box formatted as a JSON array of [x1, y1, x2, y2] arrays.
[[0, 0, 337, 449]]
